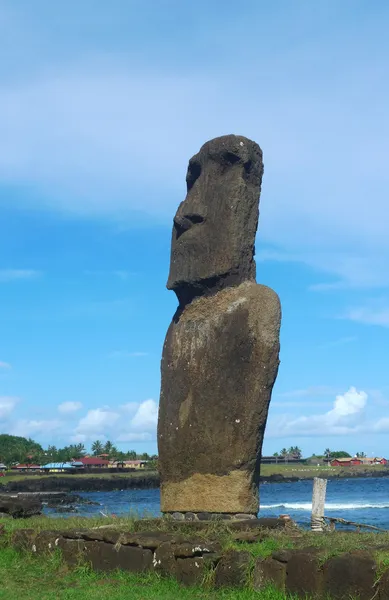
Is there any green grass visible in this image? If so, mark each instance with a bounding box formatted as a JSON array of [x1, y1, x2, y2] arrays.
[[0, 546, 286, 600], [0, 470, 158, 485]]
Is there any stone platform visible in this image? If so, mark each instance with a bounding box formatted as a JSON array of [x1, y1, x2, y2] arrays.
[[5, 519, 389, 598]]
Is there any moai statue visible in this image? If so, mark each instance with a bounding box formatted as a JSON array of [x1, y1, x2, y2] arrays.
[[157, 135, 281, 517]]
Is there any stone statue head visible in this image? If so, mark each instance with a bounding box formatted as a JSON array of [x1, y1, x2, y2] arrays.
[[167, 134, 263, 306]]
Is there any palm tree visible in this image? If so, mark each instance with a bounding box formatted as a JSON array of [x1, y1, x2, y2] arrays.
[[91, 440, 104, 456]]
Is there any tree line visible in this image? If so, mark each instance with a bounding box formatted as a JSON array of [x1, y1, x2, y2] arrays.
[[0, 434, 157, 467]]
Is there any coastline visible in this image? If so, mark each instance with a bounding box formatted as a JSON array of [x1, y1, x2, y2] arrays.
[[1, 466, 389, 493]]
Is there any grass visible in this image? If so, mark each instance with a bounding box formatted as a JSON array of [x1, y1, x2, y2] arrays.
[[260, 463, 389, 479], [0, 470, 159, 485], [0, 546, 287, 600]]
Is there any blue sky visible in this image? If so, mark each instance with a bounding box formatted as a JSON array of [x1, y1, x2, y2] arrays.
[[0, 0, 388, 457]]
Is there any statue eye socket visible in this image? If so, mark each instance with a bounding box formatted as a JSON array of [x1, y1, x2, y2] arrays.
[[222, 151, 240, 165], [186, 161, 201, 191]]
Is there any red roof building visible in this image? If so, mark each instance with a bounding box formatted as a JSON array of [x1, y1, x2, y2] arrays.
[[78, 457, 109, 467]]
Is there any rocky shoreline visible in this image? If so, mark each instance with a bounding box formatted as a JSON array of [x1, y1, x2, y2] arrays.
[[2, 468, 389, 494]]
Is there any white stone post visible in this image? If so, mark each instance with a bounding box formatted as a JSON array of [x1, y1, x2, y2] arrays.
[[311, 477, 327, 532]]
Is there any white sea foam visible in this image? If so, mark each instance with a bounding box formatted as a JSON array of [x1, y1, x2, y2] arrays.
[[260, 503, 389, 511]]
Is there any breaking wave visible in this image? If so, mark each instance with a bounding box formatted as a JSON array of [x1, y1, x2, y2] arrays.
[[260, 503, 389, 511]]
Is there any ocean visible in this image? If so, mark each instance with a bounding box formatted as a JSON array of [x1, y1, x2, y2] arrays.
[[45, 476, 389, 529]]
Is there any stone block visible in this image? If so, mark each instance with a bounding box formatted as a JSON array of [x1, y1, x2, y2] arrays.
[[11, 529, 36, 552], [253, 557, 286, 591], [83, 541, 152, 573], [176, 557, 205, 586], [286, 551, 323, 597], [323, 552, 377, 600], [57, 538, 87, 566], [214, 549, 252, 588], [153, 541, 177, 577]]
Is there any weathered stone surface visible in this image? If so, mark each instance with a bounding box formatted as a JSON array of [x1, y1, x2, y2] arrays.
[[0, 494, 42, 518], [286, 551, 323, 597], [11, 529, 36, 551], [214, 549, 252, 588], [83, 541, 153, 573], [153, 541, 177, 576], [176, 557, 206, 586], [158, 135, 281, 515], [253, 557, 286, 591], [323, 552, 377, 600], [57, 538, 86, 566]]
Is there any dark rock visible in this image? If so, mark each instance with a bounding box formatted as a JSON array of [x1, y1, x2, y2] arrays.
[[215, 549, 252, 588], [176, 557, 205, 586], [83, 541, 152, 573], [57, 538, 88, 566], [2, 474, 159, 493], [0, 495, 42, 518], [158, 134, 281, 515], [153, 541, 177, 577], [286, 551, 323, 597], [184, 512, 198, 521], [323, 552, 377, 600], [10, 529, 36, 551], [272, 549, 293, 563], [232, 531, 263, 543], [171, 512, 185, 521], [253, 557, 286, 591]]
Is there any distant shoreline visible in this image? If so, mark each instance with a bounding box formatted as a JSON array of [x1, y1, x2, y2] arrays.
[[1, 466, 389, 493]]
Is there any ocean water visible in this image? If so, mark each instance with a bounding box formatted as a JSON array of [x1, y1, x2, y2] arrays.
[[45, 477, 389, 530]]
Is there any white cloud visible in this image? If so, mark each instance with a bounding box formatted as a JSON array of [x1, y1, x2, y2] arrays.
[[58, 401, 83, 414], [120, 402, 139, 413], [116, 432, 152, 442], [130, 399, 158, 431], [0, 269, 41, 282], [268, 387, 368, 437], [75, 408, 120, 440], [10, 419, 62, 438], [0, 361, 11, 370], [72, 399, 158, 444], [0, 396, 18, 419]]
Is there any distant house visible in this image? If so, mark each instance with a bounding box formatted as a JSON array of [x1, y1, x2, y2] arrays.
[[331, 457, 387, 467], [78, 457, 109, 468], [261, 456, 306, 465], [41, 462, 77, 473], [0, 463, 7, 472], [108, 459, 149, 470], [330, 458, 361, 467], [12, 464, 41, 472]]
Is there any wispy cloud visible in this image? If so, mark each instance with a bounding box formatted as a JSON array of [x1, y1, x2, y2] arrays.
[[0, 361, 11, 370], [58, 401, 83, 414], [109, 350, 149, 358], [0, 396, 18, 419], [277, 386, 334, 399], [0, 269, 41, 282], [343, 305, 389, 327], [317, 336, 357, 350]]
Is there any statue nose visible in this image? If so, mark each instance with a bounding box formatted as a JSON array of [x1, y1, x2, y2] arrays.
[[174, 213, 205, 238]]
